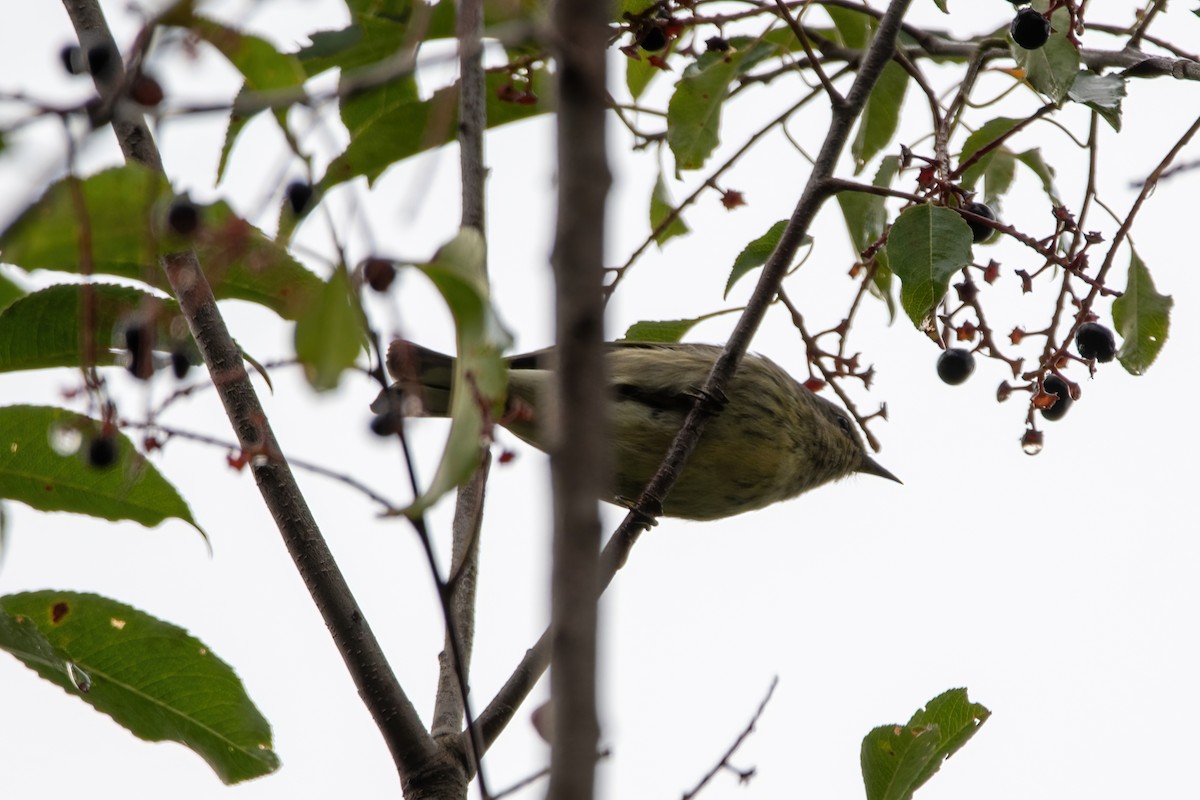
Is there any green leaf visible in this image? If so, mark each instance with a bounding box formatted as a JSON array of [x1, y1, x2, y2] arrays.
[[294, 266, 363, 391], [299, 0, 429, 78], [1012, 5, 1079, 103], [0, 166, 321, 321], [931, 0, 949, 12], [887, 205, 973, 327], [862, 723, 941, 800], [826, 5, 871, 48], [318, 68, 551, 192], [0, 591, 278, 784], [905, 689, 991, 782], [0, 270, 25, 312], [423, 0, 540, 40], [0, 284, 200, 373], [157, 11, 307, 183], [649, 173, 689, 247], [852, 61, 909, 173], [1015, 148, 1060, 204], [403, 229, 512, 517], [1067, 71, 1125, 131], [626, 52, 661, 100], [978, 150, 1016, 208], [620, 0, 658, 16], [837, 156, 899, 319], [725, 219, 792, 298], [1111, 249, 1172, 375], [861, 688, 989, 800], [667, 50, 747, 171], [0, 405, 200, 532], [958, 117, 1020, 187], [621, 318, 702, 343]]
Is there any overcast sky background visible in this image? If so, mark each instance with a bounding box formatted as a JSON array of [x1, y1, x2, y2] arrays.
[[1, 1, 1198, 799]]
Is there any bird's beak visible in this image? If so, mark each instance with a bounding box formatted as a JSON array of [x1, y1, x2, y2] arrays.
[[860, 455, 902, 485]]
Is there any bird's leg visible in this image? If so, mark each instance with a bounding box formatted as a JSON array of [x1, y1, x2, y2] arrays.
[[682, 385, 728, 414], [616, 494, 660, 528]]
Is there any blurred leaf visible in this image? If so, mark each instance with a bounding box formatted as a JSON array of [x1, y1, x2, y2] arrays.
[[620, 0, 658, 16], [1067, 71, 1125, 107], [1015, 148, 1060, 204], [725, 219, 793, 298], [157, 11, 307, 182], [621, 318, 702, 343], [838, 156, 899, 320], [668, 42, 774, 171], [0, 166, 321, 320], [978, 150, 1016, 208], [1067, 71, 1125, 131], [0, 284, 199, 373], [317, 69, 551, 192], [1112, 249, 1172, 375], [826, 5, 871, 48], [888, 205, 973, 327], [299, 0, 428, 77], [650, 173, 689, 246], [404, 229, 512, 517], [188, 16, 307, 92], [626, 52, 660, 100], [1012, 5, 1079, 103], [294, 266, 363, 391], [0, 270, 25, 312], [852, 61, 909, 173], [423, 0, 541, 41], [932, 0, 949, 11], [0, 405, 200, 532], [861, 688, 989, 800], [0, 591, 277, 784], [959, 117, 1020, 187]]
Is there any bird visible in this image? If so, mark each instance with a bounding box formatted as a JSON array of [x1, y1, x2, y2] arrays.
[[373, 339, 900, 520]]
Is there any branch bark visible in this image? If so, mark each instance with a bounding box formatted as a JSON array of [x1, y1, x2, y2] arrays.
[[61, 0, 439, 789], [474, 0, 915, 755], [545, 0, 613, 796], [431, 0, 490, 791]]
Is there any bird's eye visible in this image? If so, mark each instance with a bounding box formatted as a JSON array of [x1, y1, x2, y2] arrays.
[[836, 416, 853, 435]]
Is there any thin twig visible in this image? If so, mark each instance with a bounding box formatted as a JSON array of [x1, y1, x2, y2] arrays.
[[473, 0, 915, 754], [60, 0, 436, 783], [681, 677, 779, 800]]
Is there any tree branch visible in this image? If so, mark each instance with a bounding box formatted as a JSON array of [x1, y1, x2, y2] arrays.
[[473, 0, 914, 755], [432, 0, 490, 794], [545, 0, 612, 797], [60, 0, 437, 786]]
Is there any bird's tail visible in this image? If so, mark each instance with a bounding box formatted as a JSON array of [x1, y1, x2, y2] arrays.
[[371, 340, 456, 417]]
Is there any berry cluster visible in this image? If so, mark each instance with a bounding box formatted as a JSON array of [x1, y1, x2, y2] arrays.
[[937, 320, 1118, 429]]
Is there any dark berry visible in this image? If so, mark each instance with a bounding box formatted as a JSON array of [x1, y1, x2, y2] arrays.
[[937, 348, 975, 385], [61, 45, 84, 75], [124, 322, 155, 380], [86, 44, 115, 78], [87, 435, 118, 469], [363, 258, 396, 293], [1039, 375, 1073, 421], [1075, 322, 1116, 363], [370, 412, 402, 437], [962, 202, 996, 243], [286, 181, 313, 215], [705, 36, 730, 53], [1010, 8, 1050, 50], [166, 199, 200, 236], [638, 25, 667, 51], [130, 74, 164, 107], [170, 348, 191, 380]]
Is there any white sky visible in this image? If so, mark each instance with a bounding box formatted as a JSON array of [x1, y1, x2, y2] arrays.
[[1, 1, 1198, 799]]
